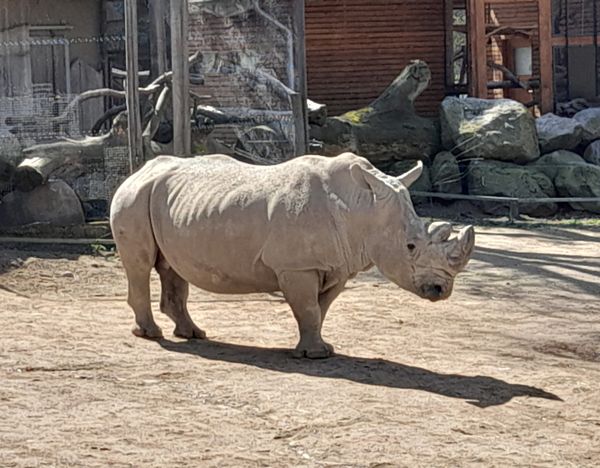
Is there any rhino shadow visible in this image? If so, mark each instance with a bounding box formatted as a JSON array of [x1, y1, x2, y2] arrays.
[[156, 339, 561, 408]]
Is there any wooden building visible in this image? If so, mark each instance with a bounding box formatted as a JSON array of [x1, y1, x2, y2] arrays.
[[306, 0, 598, 117], [2, 1, 597, 124]]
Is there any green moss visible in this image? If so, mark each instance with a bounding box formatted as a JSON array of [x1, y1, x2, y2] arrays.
[[341, 107, 373, 125]]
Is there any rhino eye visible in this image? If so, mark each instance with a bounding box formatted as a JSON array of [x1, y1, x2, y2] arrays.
[[407, 243, 416, 251]]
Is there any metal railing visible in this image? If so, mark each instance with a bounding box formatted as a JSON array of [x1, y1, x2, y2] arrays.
[[411, 191, 600, 222]]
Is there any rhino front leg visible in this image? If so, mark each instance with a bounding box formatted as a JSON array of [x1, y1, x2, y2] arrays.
[[278, 270, 334, 359]]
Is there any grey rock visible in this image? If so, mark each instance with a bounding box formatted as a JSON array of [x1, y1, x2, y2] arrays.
[[441, 97, 540, 163], [529, 150, 587, 180], [584, 140, 600, 166], [431, 151, 462, 194], [529, 151, 600, 213], [573, 108, 600, 144], [0, 179, 85, 227], [536, 113, 584, 153], [307, 99, 327, 127], [467, 160, 556, 217], [555, 165, 600, 213]]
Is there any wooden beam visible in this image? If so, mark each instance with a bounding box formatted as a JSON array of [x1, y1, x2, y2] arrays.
[[149, 0, 168, 78], [551, 36, 598, 47], [292, 0, 308, 155], [124, 0, 144, 171], [538, 0, 553, 113], [445, 0, 455, 89], [468, 0, 488, 98], [170, 0, 191, 156]]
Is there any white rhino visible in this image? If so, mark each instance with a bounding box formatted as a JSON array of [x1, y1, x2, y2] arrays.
[[110, 152, 474, 358]]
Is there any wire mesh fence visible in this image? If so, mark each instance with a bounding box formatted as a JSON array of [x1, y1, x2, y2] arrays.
[[0, 0, 307, 229]]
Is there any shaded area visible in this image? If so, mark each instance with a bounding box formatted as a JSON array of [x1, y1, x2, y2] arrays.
[[157, 339, 561, 408], [461, 226, 600, 305], [473, 247, 600, 294], [0, 246, 84, 275]]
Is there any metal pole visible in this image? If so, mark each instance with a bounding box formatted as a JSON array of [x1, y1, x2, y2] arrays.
[[170, 0, 191, 156], [124, 0, 144, 171]]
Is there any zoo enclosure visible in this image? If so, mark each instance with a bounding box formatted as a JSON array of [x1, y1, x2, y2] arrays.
[[0, 0, 308, 223]]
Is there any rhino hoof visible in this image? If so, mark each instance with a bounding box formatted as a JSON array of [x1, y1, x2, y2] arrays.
[[132, 324, 163, 339], [174, 324, 207, 340], [293, 341, 334, 359]]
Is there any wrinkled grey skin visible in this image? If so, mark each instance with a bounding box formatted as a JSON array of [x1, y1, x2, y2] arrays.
[[110, 153, 475, 358]]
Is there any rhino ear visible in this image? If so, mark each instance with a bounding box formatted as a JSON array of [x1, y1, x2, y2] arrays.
[[446, 225, 475, 269], [350, 163, 398, 201], [396, 161, 423, 188]]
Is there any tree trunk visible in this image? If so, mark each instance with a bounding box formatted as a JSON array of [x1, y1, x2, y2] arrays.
[[13, 116, 128, 192]]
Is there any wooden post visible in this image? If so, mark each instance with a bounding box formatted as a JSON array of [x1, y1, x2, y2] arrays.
[[444, 0, 455, 89], [149, 0, 167, 78], [538, 0, 554, 113], [291, 0, 308, 156], [467, 0, 487, 98], [124, 0, 144, 171], [170, 0, 191, 156]]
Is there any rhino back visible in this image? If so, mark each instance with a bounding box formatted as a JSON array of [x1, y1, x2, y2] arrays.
[[148, 154, 364, 293]]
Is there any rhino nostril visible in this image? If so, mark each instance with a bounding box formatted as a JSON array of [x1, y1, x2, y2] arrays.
[[433, 285, 443, 295]]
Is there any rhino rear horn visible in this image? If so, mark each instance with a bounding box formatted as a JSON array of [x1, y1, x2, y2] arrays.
[[428, 221, 453, 243], [396, 161, 423, 188], [446, 225, 475, 269]]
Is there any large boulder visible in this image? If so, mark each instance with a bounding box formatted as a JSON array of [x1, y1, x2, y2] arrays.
[[555, 166, 600, 213], [535, 113, 584, 153], [529, 150, 587, 179], [0, 179, 85, 227], [430, 151, 462, 194], [584, 140, 600, 165], [467, 160, 556, 217], [529, 151, 600, 213], [310, 61, 441, 164], [573, 108, 600, 144], [441, 97, 540, 163]]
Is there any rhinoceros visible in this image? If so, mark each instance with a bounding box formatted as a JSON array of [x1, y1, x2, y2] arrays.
[[110, 152, 474, 358]]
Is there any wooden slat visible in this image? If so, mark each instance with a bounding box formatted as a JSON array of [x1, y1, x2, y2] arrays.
[[170, 0, 191, 156], [305, 0, 446, 116], [124, 0, 144, 171], [538, 0, 553, 113], [468, 0, 488, 97]]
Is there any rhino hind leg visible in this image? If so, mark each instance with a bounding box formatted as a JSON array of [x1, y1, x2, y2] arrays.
[[278, 270, 334, 359], [156, 254, 206, 340], [126, 268, 163, 339]]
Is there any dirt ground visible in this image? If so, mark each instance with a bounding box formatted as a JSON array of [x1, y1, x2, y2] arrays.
[[0, 225, 599, 467]]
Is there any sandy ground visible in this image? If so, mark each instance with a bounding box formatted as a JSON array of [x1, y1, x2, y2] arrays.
[[0, 225, 599, 467]]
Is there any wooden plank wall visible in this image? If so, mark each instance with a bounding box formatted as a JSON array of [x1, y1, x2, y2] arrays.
[[305, 0, 446, 117]]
